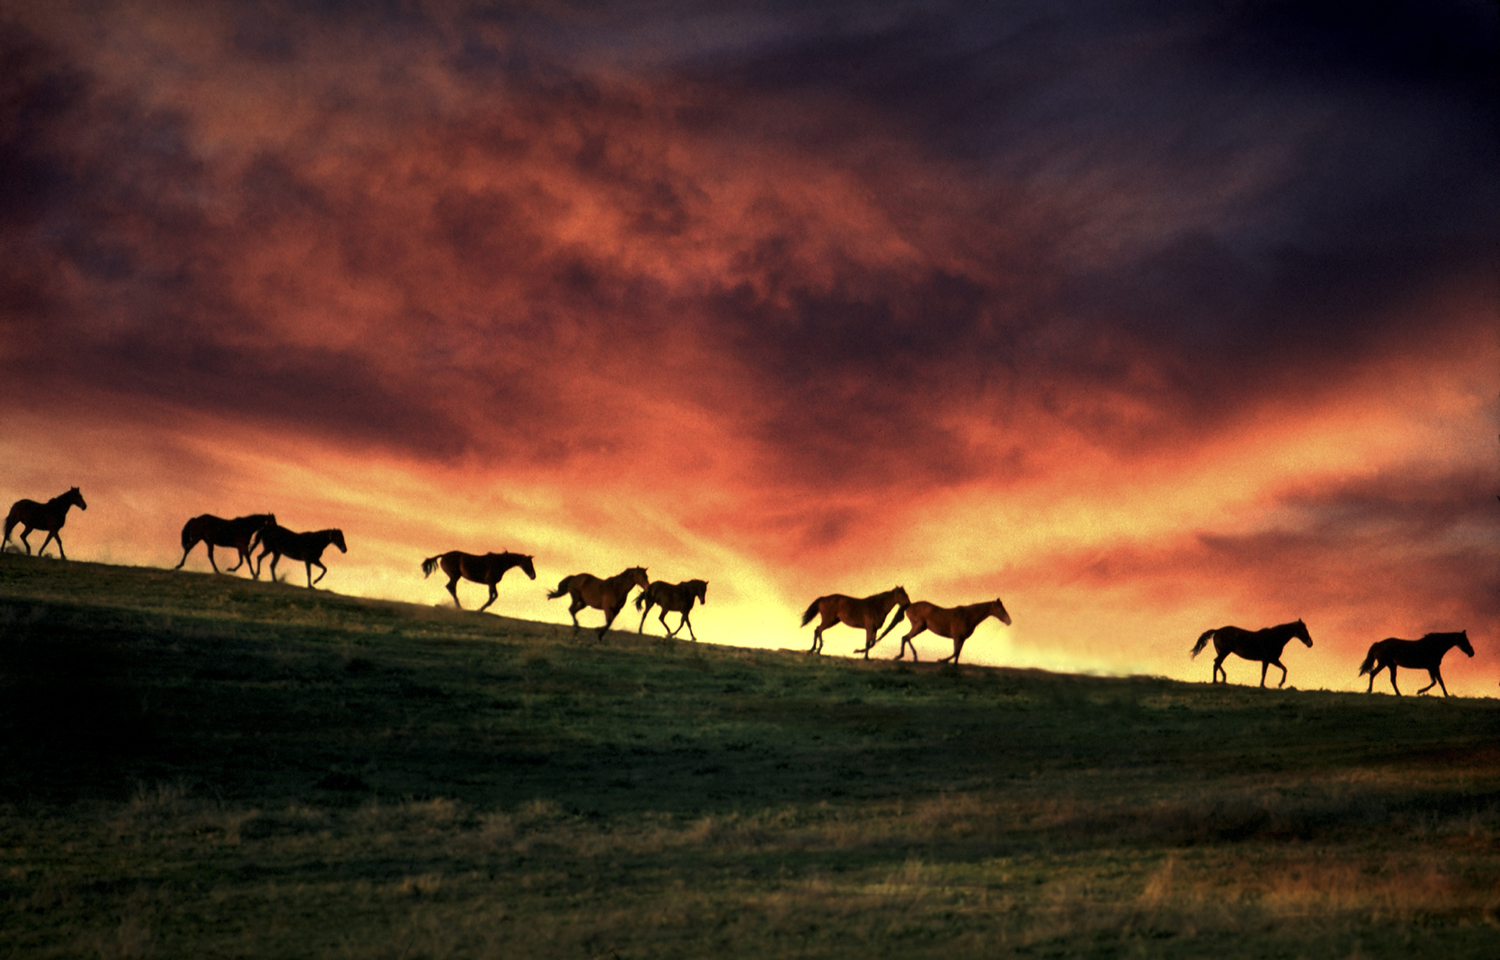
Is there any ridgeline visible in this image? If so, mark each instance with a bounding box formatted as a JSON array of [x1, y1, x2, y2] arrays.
[[3, 554, 1499, 958]]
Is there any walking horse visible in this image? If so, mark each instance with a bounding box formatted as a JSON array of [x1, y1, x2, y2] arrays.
[[1359, 630, 1473, 697], [636, 579, 708, 640], [801, 586, 910, 657], [547, 566, 649, 639], [175, 513, 276, 576], [4, 487, 86, 559], [1191, 619, 1313, 688], [253, 522, 347, 588], [422, 550, 537, 612]]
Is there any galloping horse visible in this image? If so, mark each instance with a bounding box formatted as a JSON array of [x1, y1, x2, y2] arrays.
[[422, 550, 536, 612], [1359, 630, 1473, 697], [547, 566, 649, 639], [636, 579, 708, 641], [252, 522, 347, 588], [886, 597, 1011, 664], [1191, 619, 1313, 688], [801, 586, 910, 657], [174, 513, 275, 576], [4, 487, 86, 559]]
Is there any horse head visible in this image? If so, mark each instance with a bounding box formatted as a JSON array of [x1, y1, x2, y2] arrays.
[[991, 597, 1012, 625], [517, 553, 537, 580], [1455, 629, 1474, 657], [629, 566, 649, 589], [892, 586, 911, 607], [66, 487, 87, 510], [692, 579, 708, 603], [330, 529, 347, 553], [1293, 619, 1313, 647]]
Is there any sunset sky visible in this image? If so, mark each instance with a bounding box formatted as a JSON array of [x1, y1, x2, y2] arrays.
[[3, 1, 1497, 692]]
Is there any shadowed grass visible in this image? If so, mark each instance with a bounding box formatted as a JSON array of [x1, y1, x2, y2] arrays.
[[2, 553, 1499, 957]]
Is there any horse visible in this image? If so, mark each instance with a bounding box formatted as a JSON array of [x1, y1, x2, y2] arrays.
[[635, 579, 708, 641], [4, 487, 86, 559], [252, 522, 347, 588], [800, 586, 910, 657], [1359, 630, 1473, 697], [421, 550, 536, 612], [547, 566, 649, 639], [1191, 619, 1313, 688], [174, 513, 275, 576], [885, 597, 1011, 664]]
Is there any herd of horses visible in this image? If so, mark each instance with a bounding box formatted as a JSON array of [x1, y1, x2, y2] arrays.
[[1, 487, 1480, 695]]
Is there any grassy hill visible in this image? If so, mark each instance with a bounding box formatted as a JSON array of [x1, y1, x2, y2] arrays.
[[3, 554, 1499, 958]]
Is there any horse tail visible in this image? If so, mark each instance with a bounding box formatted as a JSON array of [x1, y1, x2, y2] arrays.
[[421, 555, 441, 578], [180, 518, 196, 551], [546, 576, 575, 600], [1357, 644, 1380, 677], [1190, 629, 1216, 658], [634, 590, 649, 611], [800, 598, 821, 627]]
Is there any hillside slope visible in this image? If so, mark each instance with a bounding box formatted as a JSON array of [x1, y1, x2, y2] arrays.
[[3, 554, 1500, 958]]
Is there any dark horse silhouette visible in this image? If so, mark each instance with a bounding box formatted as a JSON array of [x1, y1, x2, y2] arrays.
[[422, 550, 536, 612], [252, 522, 347, 588], [547, 566, 649, 639], [636, 579, 708, 641], [1191, 619, 1313, 688], [801, 586, 910, 657], [883, 597, 1012, 664], [1359, 630, 1473, 697], [174, 513, 275, 576], [4, 487, 86, 559]]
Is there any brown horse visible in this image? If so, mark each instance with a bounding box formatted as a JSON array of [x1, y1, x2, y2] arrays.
[[422, 550, 537, 612], [1191, 619, 1313, 688], [1359, 630, 1473, 697], [885, 597, 1012, 664], [636, 579, 708, 640], [175, 513, 276, 576], [252, 522, 347, 588], [4, 487, 86, 559], [547, 566, 649, 639], [801, 586, 910, 657]]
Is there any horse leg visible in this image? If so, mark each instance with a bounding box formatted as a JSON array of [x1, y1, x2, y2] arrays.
[[599, 599, 623, 640], [174, 539, 196, 570], [659, 608, 676, 638], [568, 597, 585, 631], [206, 543, 221, 574], [680, 612, 697, 642], [1389, 666, 1402, 696], [1273, 659, 1288, 688], [38, 529, 62, 559], [1416, 672, 1439, 696], [1434, 670, 1450, 698], [811, 622, 825, 655], [226, 546, 246, 573], [446, 576, 463, 609], [638, 600, 653, 634], [1212, 652, 1228, 683], [478, 582, 498, 614], [897, 624, 927, 662], [859, 625, 879, 658]]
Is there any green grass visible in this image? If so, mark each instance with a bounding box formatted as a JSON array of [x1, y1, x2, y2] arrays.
[[3, 553, 1499, 958]]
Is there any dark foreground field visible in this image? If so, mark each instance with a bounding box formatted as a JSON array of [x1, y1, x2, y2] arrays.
[[2, 555, 1499, 958]]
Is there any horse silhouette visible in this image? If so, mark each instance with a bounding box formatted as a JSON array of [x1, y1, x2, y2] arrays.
[[1191, 619, 1313, 687], [885, 597, 1011, 664], [422, 550, 536, 612], [253, 522, 347, 588], [801, 586, 910, 657], [4, 487, 86, 559], [1359, 630, 1473, 697], [635, 579, 708, 640], [547, 566, 649, 639], [174, 513, 275, 576]]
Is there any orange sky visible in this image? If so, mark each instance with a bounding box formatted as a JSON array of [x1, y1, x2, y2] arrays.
[[3, 1, 1497, 694]]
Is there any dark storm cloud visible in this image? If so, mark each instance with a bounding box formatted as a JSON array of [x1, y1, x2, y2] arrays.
[[2, 1, 1494, 481]]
